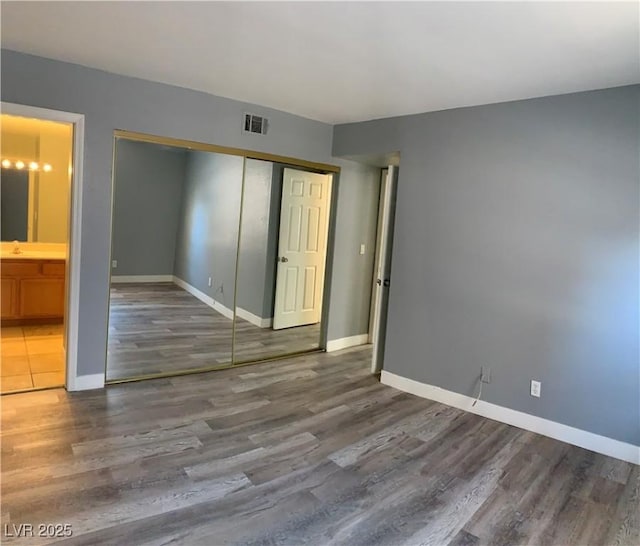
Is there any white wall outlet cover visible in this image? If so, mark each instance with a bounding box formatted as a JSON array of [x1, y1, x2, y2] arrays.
[[208, 277, 212, 287], [360, 244, 366, 255], [531, 380, 541, 397], [111, 260, 117, 268]]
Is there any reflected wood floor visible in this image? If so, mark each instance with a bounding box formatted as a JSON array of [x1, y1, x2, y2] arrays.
[[107, 283, 320, 380], [2, 346, 638, 545]]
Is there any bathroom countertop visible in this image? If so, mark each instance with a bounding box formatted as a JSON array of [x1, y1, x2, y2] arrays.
[[1, 251, 67, 261]]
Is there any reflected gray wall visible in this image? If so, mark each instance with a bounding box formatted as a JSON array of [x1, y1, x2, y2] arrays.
[[173, 151, 243, 311], [333, 85, 640, 445], [1, 49, 335, 377], [327, 162, 381, 340], [236, 159, 280, 319], [111, 140, 186, 276]]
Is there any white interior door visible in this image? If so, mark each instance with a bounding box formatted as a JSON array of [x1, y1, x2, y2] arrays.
[[369, 168, 388, 346], [273, 168, 331, 330], [371, 165, 398, 373]]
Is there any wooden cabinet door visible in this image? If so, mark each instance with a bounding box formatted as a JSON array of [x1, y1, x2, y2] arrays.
[[1, 278, 18, 318], [19, 278, 65, 317]]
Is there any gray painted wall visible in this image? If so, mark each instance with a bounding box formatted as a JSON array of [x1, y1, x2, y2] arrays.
[[326, 161, 381, 341], [111, 140, 186, 276], [1, 49, 336, 377], [173, 151, 243, 311], [236, 159, 279, 319], [333, 85, 640, 446]]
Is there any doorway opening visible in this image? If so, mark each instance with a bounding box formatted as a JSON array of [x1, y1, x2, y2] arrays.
[[369, 165, 399, 374], [0, 103, 84, 394], [0, 112, 75, 393]]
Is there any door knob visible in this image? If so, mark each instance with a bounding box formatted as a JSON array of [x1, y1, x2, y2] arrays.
[[278, 256, 289, 263]]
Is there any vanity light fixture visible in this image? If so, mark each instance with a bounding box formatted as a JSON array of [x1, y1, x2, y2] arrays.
[[0, 159, 53, 172]]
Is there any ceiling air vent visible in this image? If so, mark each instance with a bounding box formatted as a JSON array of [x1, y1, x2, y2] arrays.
[[243, 113, 268, 135]]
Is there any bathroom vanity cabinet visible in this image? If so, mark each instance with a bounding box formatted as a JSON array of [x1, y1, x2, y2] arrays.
[[1, 258, 66, 323]]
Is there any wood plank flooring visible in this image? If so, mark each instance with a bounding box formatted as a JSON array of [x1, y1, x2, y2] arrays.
[[2, 346, 637, 545], [107, 283, 320, 380]]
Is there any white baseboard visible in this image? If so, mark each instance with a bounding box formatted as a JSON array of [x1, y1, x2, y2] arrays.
[[172, 276, 234, 320], [236, 307, 272, 328], [67, 373, 104, 392], [111, 275, 174, 283], [326, 334, 370, 352], [381, 371, 639, 465]]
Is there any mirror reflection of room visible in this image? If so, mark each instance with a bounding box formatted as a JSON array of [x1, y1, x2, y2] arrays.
[[107, 138, 241, 381], [0, 114, 72, 393], [106, 136, 329, 382], [233, 160, 328, 363]]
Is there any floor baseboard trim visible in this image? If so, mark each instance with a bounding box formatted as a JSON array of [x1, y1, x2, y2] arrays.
[[381, 371, 639, 465], [326, 334, 369, 352], [111, 275, 174, 283], [236, 307, 272, 328], [172, 276, 234, 320], [68, 373, 104, 392]]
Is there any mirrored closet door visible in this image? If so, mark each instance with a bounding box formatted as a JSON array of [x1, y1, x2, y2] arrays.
[[105, 134, 331, 383], [106, 138, 242, 381], [233, 160, 329, 363]]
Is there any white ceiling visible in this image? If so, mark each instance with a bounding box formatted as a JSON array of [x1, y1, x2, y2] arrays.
[[1, 2, 638, 124]]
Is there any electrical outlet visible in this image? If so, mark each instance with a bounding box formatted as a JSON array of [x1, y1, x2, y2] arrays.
[[531, 380, 541, 398], [208, 277, 212, 287], [481, 366, 491, 384], [360, 244, 366, 255], [111, 260, 117, 269]]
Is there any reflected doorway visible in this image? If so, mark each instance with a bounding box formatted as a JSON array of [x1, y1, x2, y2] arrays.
[[233, 162, 332, 363]]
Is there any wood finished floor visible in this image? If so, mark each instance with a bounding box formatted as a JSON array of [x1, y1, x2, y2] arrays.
[[107, 283, 320, 380], [2, 346, 638, 545]]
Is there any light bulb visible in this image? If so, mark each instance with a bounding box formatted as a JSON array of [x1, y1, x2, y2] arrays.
[[43, 163, 52, 172], [1, 159, 11, 168], [29, 162, 39, 170], [15, 161, 25, 169]]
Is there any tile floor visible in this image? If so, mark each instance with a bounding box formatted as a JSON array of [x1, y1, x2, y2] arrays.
[[1, 324, 65, 393]]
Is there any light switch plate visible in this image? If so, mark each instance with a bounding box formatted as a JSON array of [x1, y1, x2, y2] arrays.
[[360, 244, 366, 255], [531, 380, 541, 398], [111, 260, 117, 268]]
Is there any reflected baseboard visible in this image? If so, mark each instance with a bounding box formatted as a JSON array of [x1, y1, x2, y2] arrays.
[[236, 307, 272, 328], [326, 334, 369, 352], [111, 275, 174, 283], [172, 276, 234, 320]]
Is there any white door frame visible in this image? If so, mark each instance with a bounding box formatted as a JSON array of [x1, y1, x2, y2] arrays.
[[368, 168, 388, 345], [370, 165, 397, 374], [2, 102, 85, 391]]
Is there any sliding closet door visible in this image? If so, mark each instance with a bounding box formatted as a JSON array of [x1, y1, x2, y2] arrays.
[[233, 159, 325, 364], [106, 138, 242, 381]]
